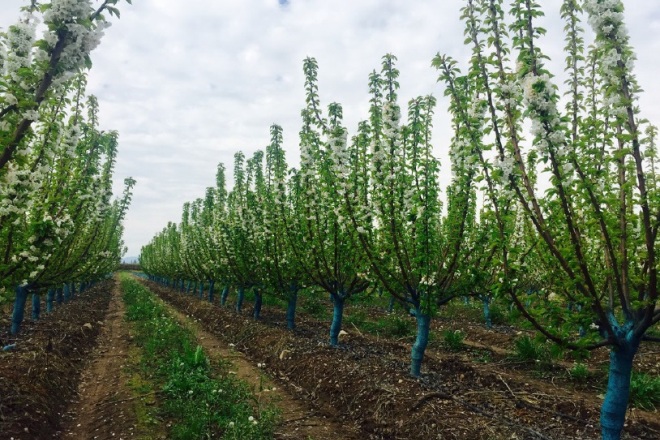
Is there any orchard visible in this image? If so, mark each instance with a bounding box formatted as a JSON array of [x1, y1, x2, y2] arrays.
[[2, 1, 659, 439]]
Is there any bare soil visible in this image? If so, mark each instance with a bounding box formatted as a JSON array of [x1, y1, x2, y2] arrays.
[[1, 276, 368, 439], [2, 276, 657, 440], [143, 280, 660, 440], [59, 279, 140, 440], [0, 280, 113, 439]]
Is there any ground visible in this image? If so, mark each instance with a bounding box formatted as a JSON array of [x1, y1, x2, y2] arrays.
[[0, 276, 658, 439]]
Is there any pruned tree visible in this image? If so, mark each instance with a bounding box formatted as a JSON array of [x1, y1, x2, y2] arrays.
[[439, 1, 660, 438]]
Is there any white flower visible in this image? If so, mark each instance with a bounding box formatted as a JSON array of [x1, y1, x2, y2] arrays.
[[5, 94, 18, 106], [22, 110, 39, 121]]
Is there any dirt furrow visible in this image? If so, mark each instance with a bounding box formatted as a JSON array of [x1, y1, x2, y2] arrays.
[[60, 279, 140, 440]]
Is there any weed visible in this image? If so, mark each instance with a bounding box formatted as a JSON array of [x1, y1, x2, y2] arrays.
[[488, 303, 507, 326], [629, 372, 660, 411], [475, 349, 492, 363], [548, 343, 566, 361], [568, 363, 590, 381], [513, 335, 549, 363], [443, 330, 465, 351], [121, 275, 279, 439], [301, 295, 328, 319], [567, 348, 591, 362], [377, 315, 414, 338]]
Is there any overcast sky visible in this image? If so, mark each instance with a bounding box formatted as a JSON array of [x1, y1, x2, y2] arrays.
[[1, 0, 659, 257]]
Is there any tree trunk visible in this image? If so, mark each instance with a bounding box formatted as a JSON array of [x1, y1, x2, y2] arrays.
[[253, 289, 262, 320], [410, 310, 430, 377], [387, 295, 395, 313], [220, 285, 229, 306], [601, 339, 639, 440], [329, 295, 345, 346], [208, 280, 215, 302], [286, 289, 298, 330], [46, 288, 54, 313], [11, 286, 28, 335], [482, 295, 492, 329], [236, 286, 244, 313], [31, 292, 41, 320], [63, 284, 71, 303]]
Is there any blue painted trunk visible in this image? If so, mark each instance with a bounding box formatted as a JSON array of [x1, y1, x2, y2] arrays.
[[410, 311, 431, 377], [46, 288, 54, 313], [32, 293, 41, 320], [253, 290, 262, 320], [329, 296, 345, 346], [482, 296, 492, 329], [601, 340, 639, 440], [186, 280, 191, 294], [56, 287, 63, 304], [286, 290, 298, 330], [387, 296, 395, 313], [11, 286, 29, 335], [220, 285, 229, 306], [63, 284, 71, 303], [208, 281, 215, 302], [192, 282, 197, 296], [236, 287, 244, 313]]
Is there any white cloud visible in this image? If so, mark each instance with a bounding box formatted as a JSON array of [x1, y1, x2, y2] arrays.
[[1, 0, 659, 257]]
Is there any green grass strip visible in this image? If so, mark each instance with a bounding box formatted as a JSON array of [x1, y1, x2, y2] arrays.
[[120, 275, 279, 439]]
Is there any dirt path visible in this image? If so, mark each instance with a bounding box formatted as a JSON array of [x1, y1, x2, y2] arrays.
[[58, 276, 356, 439], [59, 278, 140, 440], [164, 304, 361, 440]]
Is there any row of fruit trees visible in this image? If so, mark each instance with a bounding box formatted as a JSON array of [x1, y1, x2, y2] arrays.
[[139, 1, 657, 439], [0, 1, 134, 335]]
